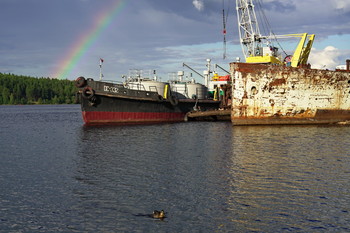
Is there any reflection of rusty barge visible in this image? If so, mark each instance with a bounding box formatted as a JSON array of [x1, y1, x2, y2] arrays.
[[230, 61, 350, 125]]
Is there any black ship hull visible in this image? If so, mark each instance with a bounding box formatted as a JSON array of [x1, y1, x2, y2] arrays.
[[76, 78, 221, 124]]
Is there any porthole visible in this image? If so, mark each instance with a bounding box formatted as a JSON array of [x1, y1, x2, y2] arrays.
[[251, 86, 258, 95]]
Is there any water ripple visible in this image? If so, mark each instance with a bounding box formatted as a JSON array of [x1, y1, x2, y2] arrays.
[[1, 106, 350, 231]]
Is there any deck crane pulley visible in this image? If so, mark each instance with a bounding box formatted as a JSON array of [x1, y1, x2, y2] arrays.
[[235, 0, 315, 67]]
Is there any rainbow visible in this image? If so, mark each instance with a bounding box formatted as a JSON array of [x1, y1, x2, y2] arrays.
[[52, 0, 127, 79]]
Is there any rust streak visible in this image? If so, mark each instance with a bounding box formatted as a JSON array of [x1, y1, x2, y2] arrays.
[[269, 78, 286, 87]]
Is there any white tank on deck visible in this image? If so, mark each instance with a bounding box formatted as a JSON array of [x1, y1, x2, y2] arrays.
[[171, 83, 188, 99], [187, 83, 207, 99], [128, 80, 168, 97], [170, 82, 208, 99]]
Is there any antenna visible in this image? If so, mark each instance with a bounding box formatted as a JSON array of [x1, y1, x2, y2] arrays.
[[99, 58, 104, 80], [222, 8, 227, 59], [222, 0, 229, 59]]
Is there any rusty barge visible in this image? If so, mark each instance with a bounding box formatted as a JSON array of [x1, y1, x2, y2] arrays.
[[230, 62, 350, 125], [229, 0, 350, 125]]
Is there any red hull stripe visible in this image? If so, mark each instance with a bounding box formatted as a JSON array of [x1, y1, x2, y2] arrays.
[[82, 111, 186, 124]]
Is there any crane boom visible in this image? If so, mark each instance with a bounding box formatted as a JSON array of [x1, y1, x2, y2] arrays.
[[182, 63, 204, 78], [215, 64, 230, 74], [236, 0, 263, 59]]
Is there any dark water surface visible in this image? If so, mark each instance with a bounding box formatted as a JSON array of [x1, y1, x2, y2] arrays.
[[1, 105, 350, 232]]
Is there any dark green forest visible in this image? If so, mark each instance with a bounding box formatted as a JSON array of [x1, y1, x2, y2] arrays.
[[0, 73, 77, 105]]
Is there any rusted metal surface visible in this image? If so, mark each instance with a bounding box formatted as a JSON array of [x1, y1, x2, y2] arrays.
[[230, 62, 350, 125]]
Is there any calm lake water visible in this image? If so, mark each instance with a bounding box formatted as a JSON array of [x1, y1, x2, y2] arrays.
[[1, 105, 350, 232]]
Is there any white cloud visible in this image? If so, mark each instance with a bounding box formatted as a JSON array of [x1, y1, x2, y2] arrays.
[[309, 46, 341, 70], [192, 0, 204, 11], [332, 0, 350, 11]]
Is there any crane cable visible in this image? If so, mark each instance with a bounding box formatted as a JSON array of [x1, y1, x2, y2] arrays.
[[256, 0, 288, 57]]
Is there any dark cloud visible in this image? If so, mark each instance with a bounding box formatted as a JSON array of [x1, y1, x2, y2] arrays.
[[260, 0, 296, 13]]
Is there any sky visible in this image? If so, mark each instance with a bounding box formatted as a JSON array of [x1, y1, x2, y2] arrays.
[[1, 0, 350, 82]]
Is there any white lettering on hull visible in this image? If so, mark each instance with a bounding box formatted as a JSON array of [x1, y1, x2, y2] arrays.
[[104, 85, 119, 93]]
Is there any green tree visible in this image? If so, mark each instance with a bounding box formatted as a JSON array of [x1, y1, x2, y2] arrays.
[[2, 87, 10, 104], [0, 73, 77, 105], [52, 95, 60, 104], [26, 85, 35, 103], [9, 93, 14, 105]]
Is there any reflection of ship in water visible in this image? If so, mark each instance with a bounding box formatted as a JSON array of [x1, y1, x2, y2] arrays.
[[71, 126, 137, 228], [228, 126, 350, 230], [73, 122, 234, 228], [72, 125, 194, 223]]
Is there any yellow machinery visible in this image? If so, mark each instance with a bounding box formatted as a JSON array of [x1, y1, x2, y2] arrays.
[[291, 33, 315, 67], [236, 0, 315, 68], [245, 33, 315, 67]]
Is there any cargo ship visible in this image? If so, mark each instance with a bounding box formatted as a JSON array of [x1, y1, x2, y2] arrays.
[[75, 69, 223, 124], [230, 0, 350, 125]]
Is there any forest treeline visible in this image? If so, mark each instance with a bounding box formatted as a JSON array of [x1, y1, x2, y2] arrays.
[[0, 73, 77, 105]]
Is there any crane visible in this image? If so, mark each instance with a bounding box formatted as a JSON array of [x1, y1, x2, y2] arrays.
[[215, 64, 230, 74], [235, 0, 315, 67], [182, 63, 204, 78]]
